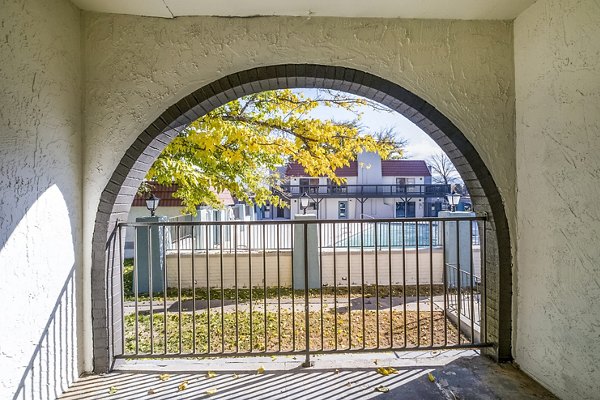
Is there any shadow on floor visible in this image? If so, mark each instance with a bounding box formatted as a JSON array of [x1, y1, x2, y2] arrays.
[[59, 355, 556, 400]]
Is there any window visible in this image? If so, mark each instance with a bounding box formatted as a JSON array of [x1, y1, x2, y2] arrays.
[[299, 178, 319, 194], [338, 201, 348, 219], [395, 201, 416, 218], [328, 178, 347, 194], [396, 177, 417, 193]]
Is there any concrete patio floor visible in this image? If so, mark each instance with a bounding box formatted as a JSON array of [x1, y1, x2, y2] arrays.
[[59, 350, 555, 399]]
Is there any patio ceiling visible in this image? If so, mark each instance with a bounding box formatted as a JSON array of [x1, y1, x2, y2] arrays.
[[71, 0, 536, 20]]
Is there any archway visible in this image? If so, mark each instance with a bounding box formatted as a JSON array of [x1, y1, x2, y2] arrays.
[[91, 64, 511, 372]]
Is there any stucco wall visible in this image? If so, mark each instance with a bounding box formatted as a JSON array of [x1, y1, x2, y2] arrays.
[[514, 1, 600, 398], [0, 0, 83, 397], [82, 19, 516, 366]]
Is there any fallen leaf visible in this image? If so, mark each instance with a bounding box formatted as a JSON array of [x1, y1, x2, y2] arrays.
[[147, 388, 156, 395], [257, 366, 265, 374], [375, 385, 390, 393], [428, 372, 436, 382], [207, 371, 217, 378], [232, 373, 240, 379], [178, 381, 189, 391], [376, 367, 398, 376], [271, 355, 277, 361], [373, 359, 379, 365], [159, 374, 171, 381], [206, 387, 218, 395], [108, 386, 118, 395], [335, 369, 340, 374]]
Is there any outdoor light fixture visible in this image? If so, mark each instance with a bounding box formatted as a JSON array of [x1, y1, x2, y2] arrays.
[[300, 192, 312, 214], [146, 193, 160, 216], [446, 191, 461, 212]]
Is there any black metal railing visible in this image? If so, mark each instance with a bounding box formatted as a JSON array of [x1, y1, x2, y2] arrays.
[[109, 216, 489, 363], [281, 184, 451, 198]]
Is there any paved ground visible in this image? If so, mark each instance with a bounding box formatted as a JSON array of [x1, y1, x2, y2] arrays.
[[59, 351, 556, 399]]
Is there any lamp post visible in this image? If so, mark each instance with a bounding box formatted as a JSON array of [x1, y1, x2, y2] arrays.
[[145, 193, 160, 217], [299, 192, 311, 215], [446, 191, 461, 212]]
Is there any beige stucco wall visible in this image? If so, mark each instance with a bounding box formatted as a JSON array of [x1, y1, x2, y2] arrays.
[[514, 1, 600, 398], [81, 17, 516, 367], [0, 0, 83, 397], [165, 247, 478, 289]]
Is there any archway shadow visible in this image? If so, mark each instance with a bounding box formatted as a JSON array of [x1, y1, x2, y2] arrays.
[[59, 355, 555, 399]]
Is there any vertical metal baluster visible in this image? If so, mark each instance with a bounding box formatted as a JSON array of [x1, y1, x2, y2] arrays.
[[118, 225, 125, 356], [333, 222, 338, 351], [148, 225, 154, 354], [262, 224, 267, 353], [234, 224, 239, 353], [221, 224, 225, 353], [276, 224, 281, 353], [163, 226, 168, 354], [177, 226, 182, 354], [482, 218, 487, 344], [133, 227, 139, 355], [319, 222, 324, 351], [416, 221, 420, 348], [442, 220, 448, 347], [302, 222, 311, 367], [205, 225, 210, 354], [291, 223, 296, 352], [456, 220, 461, 345], [347, 220, 352, 350], [402, 221, 407, 348], [108, 230, 115, 358], [360, 221, 365, 350], [388, 221, 393, 349], [429, 221, 434, 347], [470, 220, 475, 344], [248, 223, 253, 352], [192, 225, 196, 354], [374, 221, 380, 349]]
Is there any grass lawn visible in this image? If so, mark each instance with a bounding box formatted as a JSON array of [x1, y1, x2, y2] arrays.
[[124, 309, 464, 355]]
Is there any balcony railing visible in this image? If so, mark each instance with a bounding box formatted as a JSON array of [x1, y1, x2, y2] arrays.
[[280, 184, 451, 198], [108, 216, 489, 364]]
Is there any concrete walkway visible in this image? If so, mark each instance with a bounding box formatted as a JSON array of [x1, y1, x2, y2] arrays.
[[59, 351, 556, 399]]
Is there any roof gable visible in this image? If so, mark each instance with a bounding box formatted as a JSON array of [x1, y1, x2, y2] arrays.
[[381, 160, 431, 177]]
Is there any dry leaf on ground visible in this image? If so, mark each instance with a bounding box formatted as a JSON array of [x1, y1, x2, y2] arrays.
[[178, 381, 189, 391], [375, 385, 390, 393], [158, 374, 171, 381], [376, 367, 398, 376]]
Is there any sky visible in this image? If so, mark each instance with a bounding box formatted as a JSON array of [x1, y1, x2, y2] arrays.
[[296, 89, 443, 161]]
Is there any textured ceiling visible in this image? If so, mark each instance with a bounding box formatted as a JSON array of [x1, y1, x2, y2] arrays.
[[71, 0, 536, 20]]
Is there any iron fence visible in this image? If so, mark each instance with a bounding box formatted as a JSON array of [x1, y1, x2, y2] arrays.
[[108, 216, 490, 364]]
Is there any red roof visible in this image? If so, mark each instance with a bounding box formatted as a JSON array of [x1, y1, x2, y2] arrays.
[[132, 184, 235, 207], [285, 162, 358, 177], [381, 160, 431, 177]]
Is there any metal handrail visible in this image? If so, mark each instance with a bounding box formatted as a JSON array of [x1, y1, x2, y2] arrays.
[[118, 215, 487, 227]]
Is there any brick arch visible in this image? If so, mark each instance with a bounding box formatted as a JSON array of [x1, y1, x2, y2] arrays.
[[91, 64, 512, 372]]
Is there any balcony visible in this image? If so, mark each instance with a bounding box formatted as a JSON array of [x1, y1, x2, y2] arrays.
[[56, 216, 550, 400], [281, 184, 451, 198]]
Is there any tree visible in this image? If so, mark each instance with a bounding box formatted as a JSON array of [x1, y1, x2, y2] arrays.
[[145, 89, 403, 214], [427, 152, 460, 185]]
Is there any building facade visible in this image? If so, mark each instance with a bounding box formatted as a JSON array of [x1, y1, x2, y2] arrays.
[[265, 152, 450, 220]]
